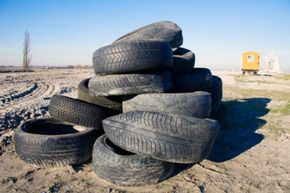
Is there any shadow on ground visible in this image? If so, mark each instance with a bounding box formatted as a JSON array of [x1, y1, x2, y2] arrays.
[[208, 97, 271, 162]]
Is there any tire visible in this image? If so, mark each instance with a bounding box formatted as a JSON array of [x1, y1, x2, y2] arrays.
[[78, 78, 122, 111], [208, 76, 223, 113], [113, 21, 183, 48], [172, 68, 213, 92], [14, 118, 97, 167], [92, 135, 175, 186], [123, 91, 212, 118], [172, 47, 195, 74], [88, 71, 173, 96], [211, 104, 227, 128], [103, 111, 220, 163], [49, 95, 114, 132], [93, 41, 173, 74]]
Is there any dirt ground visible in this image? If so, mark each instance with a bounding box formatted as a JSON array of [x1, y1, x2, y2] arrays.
[[0, 69, 289, 193]]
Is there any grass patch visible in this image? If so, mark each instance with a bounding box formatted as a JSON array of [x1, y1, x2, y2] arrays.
[[270, 102, 290, 115], [276, 74, 290, 80], [224, 86, 290, 101], [234, 75, 275, 84], [267, 124, 287, 135]]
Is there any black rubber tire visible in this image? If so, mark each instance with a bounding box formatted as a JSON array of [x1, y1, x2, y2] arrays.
[[103, 111, 220, 163], [208, 76, 223, 113], [172, 47, 195, 74], [113, 21, 183, 48], [211, 104, 227, 128], [49, 95, 114, 132], [93, 41, 173, 75], [88, 71, 173, 96], [92, 135, 175, 186], [171, 68, 213, 92], [14, 118, 97, 167], [123, 91, 212, 118], [78, 78, 122, 111]]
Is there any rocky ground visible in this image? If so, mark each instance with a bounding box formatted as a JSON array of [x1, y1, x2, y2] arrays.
[[0, 68, 289, 193]]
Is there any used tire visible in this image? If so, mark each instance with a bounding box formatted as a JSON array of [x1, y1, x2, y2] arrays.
[[14, 118, 97, 167], [93, 41, 173, 74], [172, 68, 213, 92], [92, 135, 175, 186], [113, 21, 183, 48], [123, 91, 212, 118], [103, 111, 220, 163], [88, 71, 173, 96], [49, 95, 114, 132], [172, 47, 195, 74], [208, 75, 223, 113], [78, 78, 122, 111]]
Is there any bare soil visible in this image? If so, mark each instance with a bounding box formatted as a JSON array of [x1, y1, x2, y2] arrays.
[[0, 69, 289, 193]]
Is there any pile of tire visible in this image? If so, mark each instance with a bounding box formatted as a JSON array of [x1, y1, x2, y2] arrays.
[[14, 21, 222, 186]]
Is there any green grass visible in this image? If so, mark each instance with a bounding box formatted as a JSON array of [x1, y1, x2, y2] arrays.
[[270, 102, 290, 115]]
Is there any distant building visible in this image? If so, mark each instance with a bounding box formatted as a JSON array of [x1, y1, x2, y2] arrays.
[[242, 51, 260, 74]]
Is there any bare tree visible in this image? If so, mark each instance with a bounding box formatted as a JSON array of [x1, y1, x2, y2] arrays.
[[22, 30, 31, 71]]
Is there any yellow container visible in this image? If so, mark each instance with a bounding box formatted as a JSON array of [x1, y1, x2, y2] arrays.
[[242, 51, 260, 73]]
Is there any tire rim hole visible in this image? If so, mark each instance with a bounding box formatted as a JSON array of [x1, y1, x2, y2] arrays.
[[104, 137, 135, 156]]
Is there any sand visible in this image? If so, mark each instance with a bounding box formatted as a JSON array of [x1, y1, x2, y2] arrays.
[[0, 68, 289, 193]]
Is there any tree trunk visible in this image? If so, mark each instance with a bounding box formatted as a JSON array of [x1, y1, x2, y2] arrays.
[[22, 30, 31, 71]]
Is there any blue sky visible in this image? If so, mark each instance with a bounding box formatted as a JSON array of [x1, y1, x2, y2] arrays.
[[0, 0, 289, 71]]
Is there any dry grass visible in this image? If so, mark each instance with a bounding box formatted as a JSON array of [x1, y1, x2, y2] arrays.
[[277, 74, 290, 80]]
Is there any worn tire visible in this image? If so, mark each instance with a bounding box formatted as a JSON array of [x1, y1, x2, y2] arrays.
[[103, 111, 220, 163], [49, 95, 114, 132], [172, 47, 195, 73], [88, 71, 173, 96], [78, 78, 122, 111], [93, 41, 173, 74], [92, 135, 175, 186], [113, 21, 183, 48], [123, 91, 212, 118], [14, 118, 97, 167], [208, 75, 223, 113], [172, 68, 213, 92]]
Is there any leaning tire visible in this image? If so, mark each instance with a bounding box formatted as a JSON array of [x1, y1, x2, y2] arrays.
[[93, 41, 173, 74], [103, 111, 220, 163], [88, 71, 172, 96], [172, 68, 213, 92], [49, 95, 114, 132], [208, 76, 223, 113], [14, 118, 97, 167], [172, 47, 195, 74], [123, 91, 212, 118], [78, 78, 122, 111], [92, 135, 175, 186], [113, 21, 183, 48]]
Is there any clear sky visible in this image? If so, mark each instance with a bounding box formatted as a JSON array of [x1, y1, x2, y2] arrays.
[[0, 0, 289, 71]]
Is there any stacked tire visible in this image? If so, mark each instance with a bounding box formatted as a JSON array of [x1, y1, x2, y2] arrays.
[[14, 21, 223, 186], [14, 95, 116, 167], [88, 21, 222, 186]]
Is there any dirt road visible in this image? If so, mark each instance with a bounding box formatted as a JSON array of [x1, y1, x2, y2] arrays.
[[0, 69, 289, 193]]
